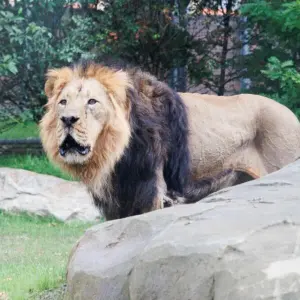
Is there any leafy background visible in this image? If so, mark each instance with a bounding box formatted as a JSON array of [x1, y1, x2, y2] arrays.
[[1, 0, 300, 125]]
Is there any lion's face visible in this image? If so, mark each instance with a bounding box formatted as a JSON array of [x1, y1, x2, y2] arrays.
[[55, 78, 113, 164], [40, 63, 131, 183]]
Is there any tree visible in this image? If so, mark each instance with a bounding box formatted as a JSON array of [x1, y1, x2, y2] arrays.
[[1, 0, 208, 133], [90, 0, 195, 86], [0, 0, 99, 131], [241, 0, 300, 117], [185, 0, 247, 95]]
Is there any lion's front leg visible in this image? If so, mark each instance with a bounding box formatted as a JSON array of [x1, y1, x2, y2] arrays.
[[151, 167, 186, 209], [154, 166, 168, 210], [126, 176, 162, 216], [92, 178, 162, 220], [131, 166, 166, 215], [144, 195, 164, 212]]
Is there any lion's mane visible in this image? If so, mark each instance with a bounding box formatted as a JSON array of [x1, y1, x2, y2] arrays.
[[40, 61, 235, 220]]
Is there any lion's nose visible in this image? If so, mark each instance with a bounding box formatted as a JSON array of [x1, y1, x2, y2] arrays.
[[61, 116, 79, 127]]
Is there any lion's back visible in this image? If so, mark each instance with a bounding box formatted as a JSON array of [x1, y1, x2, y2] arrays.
[[179, 92, 300, 176]]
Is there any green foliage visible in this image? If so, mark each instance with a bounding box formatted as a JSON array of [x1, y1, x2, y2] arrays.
[[90, 0, 194, 81], [262, 56, 300, 118], [0, 54, 18, 75], [0, 0, 204, 133], [241, 0, 300, 115], [0, 0, 103, 129]]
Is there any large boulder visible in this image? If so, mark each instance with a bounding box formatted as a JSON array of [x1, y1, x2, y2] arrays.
[[0, 168, 100, 222], [66, 160, 300, 300]]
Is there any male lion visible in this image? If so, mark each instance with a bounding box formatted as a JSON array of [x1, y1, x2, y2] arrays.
[[40, 61, 300, 220]]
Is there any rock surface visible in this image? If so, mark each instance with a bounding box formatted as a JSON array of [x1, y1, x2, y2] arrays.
[[0, 168, 100, 222], [66, 160, 300, 299]]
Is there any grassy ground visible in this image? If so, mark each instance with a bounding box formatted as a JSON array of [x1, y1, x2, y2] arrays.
[[0, 120, 74, 180], [0, 211, 97, 300], [0, 155, 73, 181], [0, 122, 92, 299], [0, 121, 39, 139], [0, 120, 73, 180]]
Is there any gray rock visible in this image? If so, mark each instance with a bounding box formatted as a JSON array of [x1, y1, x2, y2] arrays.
[[66, 160, 300, 299], [0, 168, 100, 222]]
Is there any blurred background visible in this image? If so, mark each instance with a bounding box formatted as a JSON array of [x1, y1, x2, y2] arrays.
[[0, 0, 299, 174]]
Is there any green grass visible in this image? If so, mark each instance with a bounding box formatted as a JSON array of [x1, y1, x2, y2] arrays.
[[0, 120, 73, 180], [0, 121, 39, 139], [0, 155, 73, 181], [0, 211, 97, 300]]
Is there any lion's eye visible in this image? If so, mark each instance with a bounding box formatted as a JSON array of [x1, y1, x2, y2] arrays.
[[59, 99, 67, 105], [88, 99, 97, 105]]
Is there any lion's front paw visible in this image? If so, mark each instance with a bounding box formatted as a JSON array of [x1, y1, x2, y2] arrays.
[[163, 195, 174, 208], [163, 191, 186, 208]]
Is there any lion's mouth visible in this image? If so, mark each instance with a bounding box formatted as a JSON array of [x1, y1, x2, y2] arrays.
[[59, 134, 90, 157]]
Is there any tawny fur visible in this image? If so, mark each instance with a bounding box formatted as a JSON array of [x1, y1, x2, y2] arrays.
[[179, 92, 300, 179], [40, 64, 131, 192], [40, 61, 300, 219]]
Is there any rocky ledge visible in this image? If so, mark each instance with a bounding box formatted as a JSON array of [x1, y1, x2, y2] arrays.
[[66, 160, 300, 300]]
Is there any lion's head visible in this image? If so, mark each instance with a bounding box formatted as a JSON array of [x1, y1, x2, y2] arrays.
[[40, 62, 132, 185]]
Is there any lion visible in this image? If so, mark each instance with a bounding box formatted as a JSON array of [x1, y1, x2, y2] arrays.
[[39, 61, 300, 220]]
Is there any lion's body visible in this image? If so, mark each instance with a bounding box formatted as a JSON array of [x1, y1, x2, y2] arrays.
[[40, 61, 300, 221], [180, 93, 300, 180]]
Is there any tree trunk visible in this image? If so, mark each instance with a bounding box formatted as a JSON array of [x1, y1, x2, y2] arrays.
[[218, 0, 233, 96]]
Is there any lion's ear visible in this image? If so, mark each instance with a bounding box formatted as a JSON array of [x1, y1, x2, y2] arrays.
[[111, 69, 131, 105], [44, 69, 58, 99], [44, 67, 73, 99]]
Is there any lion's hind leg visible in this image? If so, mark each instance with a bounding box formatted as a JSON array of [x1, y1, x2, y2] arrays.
[[183, 169, 256, 204], [164, 168, 258, 206]]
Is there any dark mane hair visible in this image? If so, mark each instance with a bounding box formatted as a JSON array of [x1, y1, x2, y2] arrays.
[[101, 69, 190, 219], [89, 66, 236, 220]]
